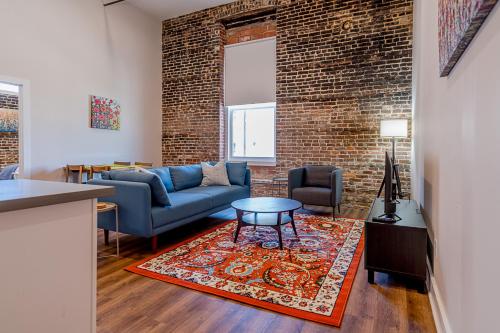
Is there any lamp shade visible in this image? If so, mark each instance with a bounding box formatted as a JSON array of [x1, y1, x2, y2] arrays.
[[380, 119, 408, 138]]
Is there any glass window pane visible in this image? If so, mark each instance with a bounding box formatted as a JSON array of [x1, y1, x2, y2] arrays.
[[228, 103, 275, 160], [0, 82, 19, 94], [231, 109, 245, 157], [245, 107, 275, 158]]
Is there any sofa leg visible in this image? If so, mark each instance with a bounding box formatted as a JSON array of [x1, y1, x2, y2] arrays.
[[332, 209, 336, 221], [338, 204, 341, 214], [104, 230, 109, 246], [151, 235, 158, 253]]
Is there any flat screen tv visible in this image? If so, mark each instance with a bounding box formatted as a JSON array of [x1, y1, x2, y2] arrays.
[[384, 151, 396, 216]]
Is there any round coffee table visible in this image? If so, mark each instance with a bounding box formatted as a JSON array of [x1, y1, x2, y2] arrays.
[[231, 197, 302, 250]]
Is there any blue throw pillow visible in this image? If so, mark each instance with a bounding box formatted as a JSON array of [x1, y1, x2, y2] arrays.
[[169, 164, 203, 191], [109, 170, 171, 206], [226, 162, 247, 186], [0, 164, 18, 180], [149, 167, 175, 192]]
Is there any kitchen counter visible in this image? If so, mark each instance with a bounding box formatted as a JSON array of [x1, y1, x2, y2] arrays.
[[0, 179, 114, 213], [0, 179, 115, 333]]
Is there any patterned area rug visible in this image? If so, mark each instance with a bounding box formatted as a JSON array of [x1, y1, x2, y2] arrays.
[[126, 214, 364, 326]]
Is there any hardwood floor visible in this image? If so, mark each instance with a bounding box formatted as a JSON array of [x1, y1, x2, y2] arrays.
[[96, 207, 437, 333]]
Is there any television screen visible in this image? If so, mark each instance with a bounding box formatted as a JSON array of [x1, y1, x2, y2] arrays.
[[384, 151, 396, 215]]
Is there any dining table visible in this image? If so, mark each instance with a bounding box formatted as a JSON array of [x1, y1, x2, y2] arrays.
[[63, 164, 142, 183]]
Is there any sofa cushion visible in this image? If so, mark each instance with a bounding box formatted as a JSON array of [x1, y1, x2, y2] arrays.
[[292, 187, 332, 207], [179, 185, 248, 208], [108, 170, 171, 206], [169, 164, 203, 191], [149, 167, 175, 192], [0, 164, 18, 180], [303, 165, 335, 188], [201, 162, 231, 186], [226, 162, 247, 186], [151, 192, 212, 228]]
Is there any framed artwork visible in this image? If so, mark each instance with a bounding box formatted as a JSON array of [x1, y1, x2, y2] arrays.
[[0, 108, 18, 132], [439, 0, 498, 77], [90, 95, 120, 130]]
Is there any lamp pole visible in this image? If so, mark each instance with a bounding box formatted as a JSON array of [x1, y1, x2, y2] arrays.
[[391, 137, 396, 164]]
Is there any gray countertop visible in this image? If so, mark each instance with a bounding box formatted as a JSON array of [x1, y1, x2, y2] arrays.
[[0, 179, 115, 213]]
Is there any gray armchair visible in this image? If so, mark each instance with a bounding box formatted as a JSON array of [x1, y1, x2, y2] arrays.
[[288, 165, 344, 219]]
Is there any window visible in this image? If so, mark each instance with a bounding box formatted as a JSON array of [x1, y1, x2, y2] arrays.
[[227, 102, 276, 164], [0, 82, 19, 94], [224, 37, 276, 165]]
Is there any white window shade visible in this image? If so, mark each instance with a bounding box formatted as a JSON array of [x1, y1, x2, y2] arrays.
[[380, 119, 408, 138], [224, 38, 276, 106]]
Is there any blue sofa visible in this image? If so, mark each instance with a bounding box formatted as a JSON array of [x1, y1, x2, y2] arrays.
[[89, 163, 251, 251]]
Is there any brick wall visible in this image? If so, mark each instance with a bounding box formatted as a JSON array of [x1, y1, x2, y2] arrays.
[[162, 0, 413, 208], [226, 20, 276, 45], [0, 93, 18, 109], [0, 92, 19, 168]]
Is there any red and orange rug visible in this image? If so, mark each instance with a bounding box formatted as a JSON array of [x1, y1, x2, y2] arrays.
[[126, 214, 364, 327]]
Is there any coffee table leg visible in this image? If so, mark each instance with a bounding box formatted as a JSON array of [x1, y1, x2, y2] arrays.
[[234, 209, 243, 243], [289, 210, 298, 237], [277, 212, 283, 250]]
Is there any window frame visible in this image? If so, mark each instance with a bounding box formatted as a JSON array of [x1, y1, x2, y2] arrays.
[[226, 102, 277, 166]]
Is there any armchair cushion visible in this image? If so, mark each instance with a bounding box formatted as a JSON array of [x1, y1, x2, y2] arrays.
[[292, 187, 332, 207], [303, 165, 336, 188]]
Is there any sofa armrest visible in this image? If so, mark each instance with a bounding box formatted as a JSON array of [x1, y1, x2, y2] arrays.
[[330, 168, 344, 206], [88, 179, 153, 238], [244, 168, 252, 188], [288, 167, 304, 199]]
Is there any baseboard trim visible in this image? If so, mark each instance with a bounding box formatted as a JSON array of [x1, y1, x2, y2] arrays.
[[427, 260, 453, 333]]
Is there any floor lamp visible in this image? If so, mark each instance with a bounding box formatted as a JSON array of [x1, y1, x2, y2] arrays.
[[377, 119, 408, 199]]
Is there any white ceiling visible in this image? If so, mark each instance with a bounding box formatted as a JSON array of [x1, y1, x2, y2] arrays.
[[105, 0, 235, 20]]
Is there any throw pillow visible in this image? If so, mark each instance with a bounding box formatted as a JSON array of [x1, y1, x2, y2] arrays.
[[226, 162, 247, 186], [0, 164, 18, 180], [148, 167, 175, 192], [200, 161, 231, 186], [109, 170, 171, 206], [169, 164, 203, 191], [135, 166, 153, 174]]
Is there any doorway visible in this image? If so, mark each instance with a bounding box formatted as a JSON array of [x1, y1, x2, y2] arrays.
[[0, 77, 30, 179]]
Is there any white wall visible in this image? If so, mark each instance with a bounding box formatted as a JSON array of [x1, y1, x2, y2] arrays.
[[0, 0, 162, 180], [413, 1, 500, 332]]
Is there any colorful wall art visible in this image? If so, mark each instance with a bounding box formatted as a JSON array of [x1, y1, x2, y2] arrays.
[[439, 0, 498, 76], [90, 95, 121, 130], [0, 108, 18, 132]]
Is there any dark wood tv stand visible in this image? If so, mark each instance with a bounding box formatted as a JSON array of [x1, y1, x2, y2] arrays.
[[365, 198, 428, 293]]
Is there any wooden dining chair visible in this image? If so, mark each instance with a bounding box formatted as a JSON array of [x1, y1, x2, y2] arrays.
[[113, 161, 131, 166], [134, 162, 153, 167], [65, 164, 85, 183], [89, 165, 111, 180]]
